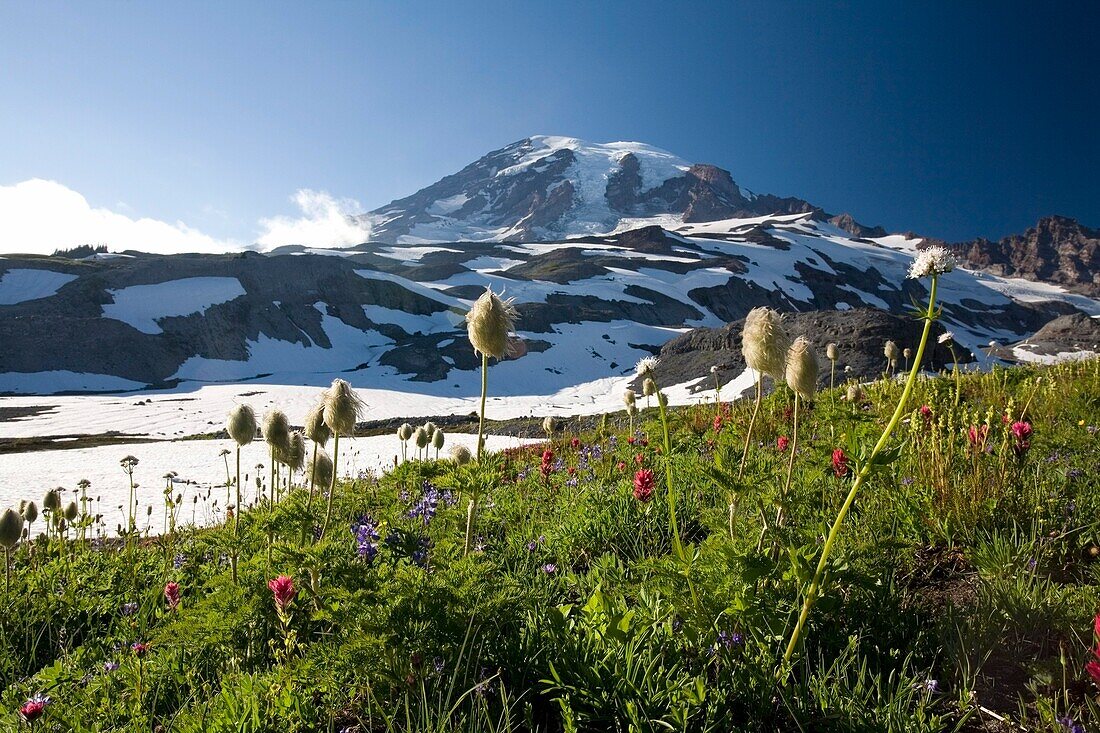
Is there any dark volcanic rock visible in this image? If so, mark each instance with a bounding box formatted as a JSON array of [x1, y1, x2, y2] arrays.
[[1023, 313, 1100, 353], [828, 213, 888, 239], [644, 308, 972, 396], [946, 216, 1100, 296]]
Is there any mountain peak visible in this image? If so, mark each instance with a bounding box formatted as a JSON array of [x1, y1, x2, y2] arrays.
[[360, 136, 818, 243]]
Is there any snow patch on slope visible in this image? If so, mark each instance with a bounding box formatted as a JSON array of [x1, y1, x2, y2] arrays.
[[0, 269, 78, 304], [103, 277, 247, 334]]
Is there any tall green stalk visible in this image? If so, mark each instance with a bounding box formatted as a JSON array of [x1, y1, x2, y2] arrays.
[[781, 275, 940, 669], [737, 376, 763, 480], [656, 394, 700, 612], [232, 446, 241, 585], [776, 392, 800, 529], [319, 433, 340, 540], [476, 352, 488, 461]]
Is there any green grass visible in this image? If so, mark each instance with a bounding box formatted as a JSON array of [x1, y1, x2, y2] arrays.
[[1, 360, 1099, 732]]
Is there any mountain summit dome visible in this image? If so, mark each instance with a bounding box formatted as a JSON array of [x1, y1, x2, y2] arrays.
[[359, 136, 818, 243]]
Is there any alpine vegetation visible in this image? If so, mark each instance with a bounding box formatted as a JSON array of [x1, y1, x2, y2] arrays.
[[262, 410, 291, 504], [782, 243, 957, 668], [319, 379, 365, 538], [226, 403, 256, 583], [778, 336, 818, 528], [465, 286, 518, 461], [739, 306, 790, 479]]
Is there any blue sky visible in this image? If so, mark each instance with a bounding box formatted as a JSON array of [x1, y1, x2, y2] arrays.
[[1, 0, 1097, 250]]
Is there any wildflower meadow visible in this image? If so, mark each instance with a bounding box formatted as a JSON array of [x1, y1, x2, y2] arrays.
[[1, 260, 1100, 732]]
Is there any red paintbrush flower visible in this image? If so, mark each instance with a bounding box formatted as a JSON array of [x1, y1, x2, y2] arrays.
[[831, 448, 849, 478], [268, 575, 296, 611], [777, 435, 790, 452], [633, 469, 655, 503], [164, 581, 181, 611], [19, 694, 50, 723]]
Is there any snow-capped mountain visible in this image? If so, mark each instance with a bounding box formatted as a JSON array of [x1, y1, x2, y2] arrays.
[[360, 136, 819, 243], [0, 136, 1097, 405]]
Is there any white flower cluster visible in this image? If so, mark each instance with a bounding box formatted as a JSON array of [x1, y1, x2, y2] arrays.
[[907, 246, 956, 279], [938, 331, 955, 345], [634, 356, 660, 378]]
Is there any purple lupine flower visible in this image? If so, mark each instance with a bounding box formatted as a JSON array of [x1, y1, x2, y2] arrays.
[[172, 553, 187, 569], [103, 661, 119, 672], [120, 602, 138, 617], [542, 563, 557, 574], [411, 537, 430, 567], [351, 514, 381, 562]]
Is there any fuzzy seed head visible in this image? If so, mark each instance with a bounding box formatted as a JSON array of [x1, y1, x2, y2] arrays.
[[826, 343, 838, 361], [284, 431, 306, 472], [627, 403, 638, 417], [323, 379, 365, 437], [414, 427, 429, 449], [543, 416, 562, 434], [262, 410, 291, 453], [884, 340, 899, 360], [226, 404, 257, 447], [43, 489, 61, 512], [397, 423, 413, 441], [0, 508, 23, 548], [450, 444, 472, 465], [847, 384, 863, 402], [304, 401, 331, 446], [903, 347, 912, 359], [307, 449, 333, 489], [742, 307, 791, 381], [623, 389, 636, 407], [432, 429, 445, 450], [63, 501, 78, 522], [785, 337, 819, 401], [642, 377, 658, 397], [466, 287, 518, 360], [423, 422, 438, 440], [22, 501, 38, 524]]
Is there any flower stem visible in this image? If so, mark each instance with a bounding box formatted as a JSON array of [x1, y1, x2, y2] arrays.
[[656, 395, 700, 612], [476, 352, 488, 461], [777, 393, 800, 530], [780, 275, 939, 670], [319, 433, 340, 540], [737, 375, 763, 480], [232, 446, 241, 585]]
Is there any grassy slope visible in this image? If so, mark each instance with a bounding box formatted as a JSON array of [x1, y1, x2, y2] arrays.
[[1, 360, 1098, 732]]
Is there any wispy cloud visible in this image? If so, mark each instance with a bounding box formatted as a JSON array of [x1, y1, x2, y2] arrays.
[[0, 180, 373, 255], [256, 189, 371, 250]]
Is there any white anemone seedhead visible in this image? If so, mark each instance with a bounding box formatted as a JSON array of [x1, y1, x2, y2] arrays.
[[742, 307, 790, 381], [307, 449, 333, 489], [323, 379, 364, 437], [227, 405, 257, 447], [785, 337, 819, 401], [466, 287, 518, 360], [262, 410, 291, 454], [304, 401, 331, 446]]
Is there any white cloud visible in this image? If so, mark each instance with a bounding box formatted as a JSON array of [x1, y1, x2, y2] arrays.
[[255, 189, 371, 250], [0, 179, 237, 255], [0, 180, 374, 255]]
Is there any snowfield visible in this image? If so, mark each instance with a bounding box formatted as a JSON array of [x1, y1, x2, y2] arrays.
[[0, 433, 537, 534], [102, 277, 247, 334], [0, 268, 77, 304]]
